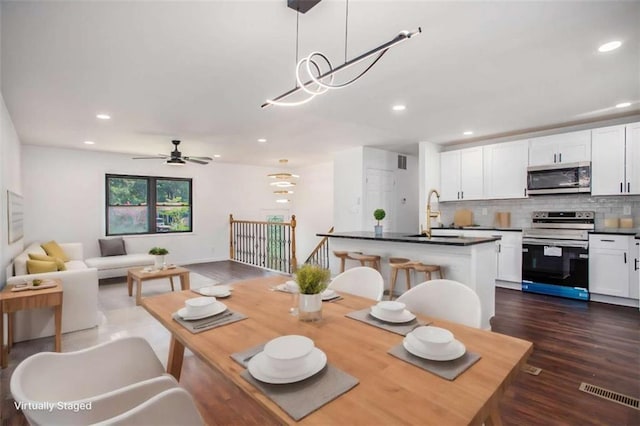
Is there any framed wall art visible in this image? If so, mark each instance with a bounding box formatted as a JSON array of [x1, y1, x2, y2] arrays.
[[7, 190, 24, 243]]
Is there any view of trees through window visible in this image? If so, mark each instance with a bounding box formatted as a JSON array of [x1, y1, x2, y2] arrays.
[[106, 174, 192, 235]]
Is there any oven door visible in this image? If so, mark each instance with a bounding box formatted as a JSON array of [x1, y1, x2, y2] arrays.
[[522, 239, 589, 300]]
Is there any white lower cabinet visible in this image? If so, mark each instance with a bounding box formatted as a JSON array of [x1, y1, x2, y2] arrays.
[[589, 234, 635, 298]]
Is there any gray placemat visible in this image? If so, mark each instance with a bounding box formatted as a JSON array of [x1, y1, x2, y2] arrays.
[[231, 343, 266, 368], [345, 308, 430, 336], [388, 343, 481, 381], [171, 310, 247, 334], [240, 364, 359, 421]]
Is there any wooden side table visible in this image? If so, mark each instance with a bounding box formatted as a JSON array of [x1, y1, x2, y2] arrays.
[[127, 266, 191, 306], [1, 279, 63, 368]]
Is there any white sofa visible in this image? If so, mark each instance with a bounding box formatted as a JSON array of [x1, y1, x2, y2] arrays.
[[8, 242, 99, 343], [85, 254, 155, 279]]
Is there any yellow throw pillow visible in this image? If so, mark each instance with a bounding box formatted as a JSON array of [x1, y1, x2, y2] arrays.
[[41, 241, 70, 262], [28, 253, 67, 271], [26, 259, 58, 274]]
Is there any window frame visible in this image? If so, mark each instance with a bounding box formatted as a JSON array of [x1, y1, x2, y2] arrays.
[[105, 173, 193, 236]]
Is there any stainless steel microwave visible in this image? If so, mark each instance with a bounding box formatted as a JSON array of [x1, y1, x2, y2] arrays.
[[527, 161, 591, 195]]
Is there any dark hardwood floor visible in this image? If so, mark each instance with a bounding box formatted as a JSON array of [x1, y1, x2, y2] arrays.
[[3, 261, 639, 425]]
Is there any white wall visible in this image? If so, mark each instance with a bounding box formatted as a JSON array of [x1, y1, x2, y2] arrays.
[[21, 146, 333, 267], [333, 146, 364, 232], [1, 94, 23, 285], [291, 161, 333, 263]]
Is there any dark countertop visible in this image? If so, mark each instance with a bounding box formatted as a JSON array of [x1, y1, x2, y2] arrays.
[[316, 231, 501, 246], [591, 228, 640, 237], [434, 226, 523, 232]]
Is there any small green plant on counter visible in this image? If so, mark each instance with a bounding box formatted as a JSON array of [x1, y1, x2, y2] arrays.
[[373, 208, 386, 225], [295, 264, 331, 295], [148, 247, 169, 255]]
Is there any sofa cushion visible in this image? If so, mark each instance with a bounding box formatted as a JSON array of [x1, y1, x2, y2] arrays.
[[99, 237, 127, 257], [85, 254, 154, 270], [65, 260, 89, 271], [41, 241, 70, 262], [28, 253, 67, 271], [27, 259, 58, 274]]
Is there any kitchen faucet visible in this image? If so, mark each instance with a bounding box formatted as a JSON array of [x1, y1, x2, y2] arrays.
[[423, 189, 441, 238]]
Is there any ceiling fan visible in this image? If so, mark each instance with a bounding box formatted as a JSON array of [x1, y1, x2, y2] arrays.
[[132, 140, 213, 165]]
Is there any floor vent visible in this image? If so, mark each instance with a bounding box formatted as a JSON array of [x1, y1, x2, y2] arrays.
[[521, 364, 542, 375], [579, 382, 639, 410]]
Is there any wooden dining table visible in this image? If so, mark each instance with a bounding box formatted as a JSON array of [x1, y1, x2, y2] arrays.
[[141, 275, 533, 425]]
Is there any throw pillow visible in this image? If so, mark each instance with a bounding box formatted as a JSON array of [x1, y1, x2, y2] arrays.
[[28, 253, 67, 271], [26, 259, 58, 274], [41, 241, 70, 262], [99, 237, 127, 257]]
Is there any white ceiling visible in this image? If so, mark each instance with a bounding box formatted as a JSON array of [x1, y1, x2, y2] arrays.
[[2, 0, 639, 167]]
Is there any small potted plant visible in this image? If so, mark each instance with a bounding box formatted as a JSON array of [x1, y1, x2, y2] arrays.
[[294, 264, 330, 322], [373, 208, 386, 236], [148, 247, 169, 269]]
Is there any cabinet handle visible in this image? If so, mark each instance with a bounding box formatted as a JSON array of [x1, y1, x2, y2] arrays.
[[624, 252, 627, 264], [635, 258, 639, 271], [621, 182, 623, 193], [457, 191, 460, 199], [524, 188, 527, 197], [559, 153, 562, 163], [553, 153, 557, 163], [600, 239, 615, 242], [628, 182, 630, 193], [498, 243, 501, 253], [461, 191, 464, 199]]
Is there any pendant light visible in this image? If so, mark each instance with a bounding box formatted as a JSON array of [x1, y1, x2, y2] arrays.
[[268, 159, 298, 203]]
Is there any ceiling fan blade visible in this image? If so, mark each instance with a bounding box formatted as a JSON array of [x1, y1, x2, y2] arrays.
[[186, 156, 213, 161], [132, 155, 168, 159], [184, 158, 209, 165]]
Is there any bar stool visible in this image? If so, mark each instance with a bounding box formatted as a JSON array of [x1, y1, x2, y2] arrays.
[[348, 253, 381, 271], [389, 257, 413, 300], [413, 263, 445, 281], [333, 251, 362, 273]]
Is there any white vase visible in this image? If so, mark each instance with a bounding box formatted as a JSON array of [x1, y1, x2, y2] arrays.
[[374, 225, 383, 237], [298, 293, 322, 322], [154, 255, 165, 270]]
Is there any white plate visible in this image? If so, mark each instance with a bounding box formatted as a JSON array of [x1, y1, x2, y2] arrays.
[[248, 348, 327, 384], [403, 337, 466, 361], [370, 306, 416, 323], [177, 301, 227, 320], [196, 286, 232, 298], [321, 289, 339, 301]]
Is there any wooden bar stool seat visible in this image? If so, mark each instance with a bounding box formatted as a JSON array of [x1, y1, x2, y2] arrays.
[[333, 250, 362, 273], [389, 258, 414, 300], [413, 263, 445, 281], [348, 253, 381, 271]]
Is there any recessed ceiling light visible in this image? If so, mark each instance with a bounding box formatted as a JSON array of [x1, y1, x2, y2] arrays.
[[463, 131, 474, 136], [615, 102, 631, 108], [392, 105, 406, 111], [257, 138, 267, 143], [598, 41, 622, 52], [96, 113, 111, 120], [213, 154, 221, 158], [83, 140, 95, 145]]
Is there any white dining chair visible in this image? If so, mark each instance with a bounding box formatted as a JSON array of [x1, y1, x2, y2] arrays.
[[328, 266, 384, 301], [94, 387, 204, 425], [395, 279, 482, 328], [10, 336, 173, 425]]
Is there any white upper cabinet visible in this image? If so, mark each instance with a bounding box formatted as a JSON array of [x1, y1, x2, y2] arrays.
[[528, 130, 591, 166], [483, 140, 529, 199], [439, 147, 483, 201], [592, 122, 640, 196]]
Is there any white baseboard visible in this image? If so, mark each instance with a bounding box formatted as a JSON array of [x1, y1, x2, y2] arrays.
[[496, 280, 522, 290], [590, 293, 639, 309]]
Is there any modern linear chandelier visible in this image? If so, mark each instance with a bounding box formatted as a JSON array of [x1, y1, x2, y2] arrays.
[[262, 0, 421, 108]]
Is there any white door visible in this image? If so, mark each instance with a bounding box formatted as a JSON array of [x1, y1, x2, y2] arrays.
[[365, 168, 395, 231], [484, 140, 528, 199], [439, 151, 461, 201], [459, 147, 483, 200], [591, 125, 626, 196], [529, 137, 558, 166], [556, 130, 591, 163], [589, 248, 630, 297], [625, 122, 640, 195]]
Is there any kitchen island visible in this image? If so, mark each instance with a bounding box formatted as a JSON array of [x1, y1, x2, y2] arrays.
[[317, 231, 500, 329]]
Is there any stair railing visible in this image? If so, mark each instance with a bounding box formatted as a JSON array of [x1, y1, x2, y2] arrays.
[[304, 226, 333, 269]]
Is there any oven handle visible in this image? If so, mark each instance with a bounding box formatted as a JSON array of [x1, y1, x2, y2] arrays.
[[523, 239, 589, 249]]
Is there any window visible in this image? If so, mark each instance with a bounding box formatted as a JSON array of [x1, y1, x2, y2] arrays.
[[106, 174, 192, 236]]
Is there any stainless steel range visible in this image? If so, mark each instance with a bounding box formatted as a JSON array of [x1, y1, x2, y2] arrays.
[[522, 211, 594, 300]]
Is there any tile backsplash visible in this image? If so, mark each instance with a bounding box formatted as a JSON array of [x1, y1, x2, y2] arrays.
[[438, 194, 640, 229]]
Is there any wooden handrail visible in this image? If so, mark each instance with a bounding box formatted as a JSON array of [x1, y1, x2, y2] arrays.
[[229, 214, 298, 274], [304, 226, 333, 269]]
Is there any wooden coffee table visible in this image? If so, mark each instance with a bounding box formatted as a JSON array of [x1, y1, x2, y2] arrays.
[[127, 266, 191, 306], [1, 279, 63, 368]]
